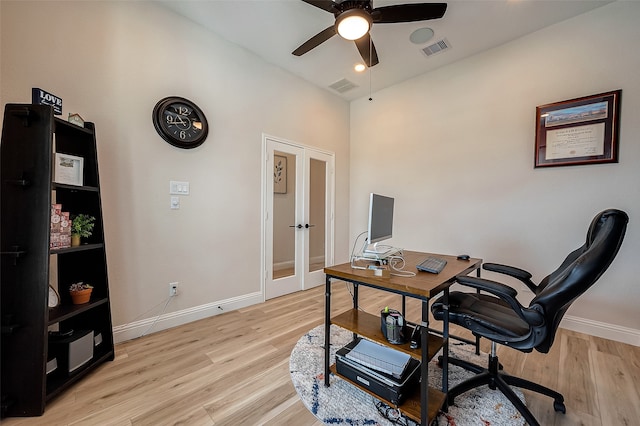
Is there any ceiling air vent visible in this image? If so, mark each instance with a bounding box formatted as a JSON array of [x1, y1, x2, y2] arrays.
[[329, 78, 358, 93], [422, 38, 451, 57]]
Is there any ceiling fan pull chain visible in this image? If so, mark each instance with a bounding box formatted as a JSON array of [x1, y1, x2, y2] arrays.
[[369, 36, 373, 101]]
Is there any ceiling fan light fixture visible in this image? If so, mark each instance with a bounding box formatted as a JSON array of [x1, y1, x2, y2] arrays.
[[336, 9, 372, 41]]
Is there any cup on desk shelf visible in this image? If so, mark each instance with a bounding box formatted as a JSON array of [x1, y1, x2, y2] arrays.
[[380, 308, 407, 344]]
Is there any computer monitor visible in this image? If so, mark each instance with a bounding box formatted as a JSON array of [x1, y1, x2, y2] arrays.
[[367, 193, 394, 249]]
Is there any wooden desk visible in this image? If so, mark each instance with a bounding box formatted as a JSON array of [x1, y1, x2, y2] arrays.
[[324, 250, 482, 426]]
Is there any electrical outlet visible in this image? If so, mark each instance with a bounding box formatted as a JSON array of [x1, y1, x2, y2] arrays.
[[169, 282, 178, 297]]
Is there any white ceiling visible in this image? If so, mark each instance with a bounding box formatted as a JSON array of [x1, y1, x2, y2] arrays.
[[159, 0, 613, 101]]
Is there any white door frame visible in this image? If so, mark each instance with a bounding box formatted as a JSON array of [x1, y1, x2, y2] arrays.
[[261, 134, 335, 300]]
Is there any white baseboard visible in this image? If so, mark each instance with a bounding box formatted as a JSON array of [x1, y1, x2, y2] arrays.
[[113, 295, 639, 347], [310, 255, 325, 265], [561, 315, 640, 347], [273, 256, 324, 272], [112, 291, 264, 344], [273, 260, 294, 271]]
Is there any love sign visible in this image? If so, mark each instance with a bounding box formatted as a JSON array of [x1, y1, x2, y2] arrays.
[[32, 88, 62, 115]]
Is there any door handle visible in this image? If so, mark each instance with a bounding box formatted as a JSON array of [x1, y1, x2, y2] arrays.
[[289, 224, 303, 229], [305, 224, 315, 228]]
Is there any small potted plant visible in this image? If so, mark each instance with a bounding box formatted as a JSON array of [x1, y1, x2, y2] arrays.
[[70, 214, 95, 246], [69, 282, 93, 304]]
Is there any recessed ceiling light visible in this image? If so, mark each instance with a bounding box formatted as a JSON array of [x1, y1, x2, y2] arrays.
[[410, 27, 435, 44], [354, 63, 366, 72]]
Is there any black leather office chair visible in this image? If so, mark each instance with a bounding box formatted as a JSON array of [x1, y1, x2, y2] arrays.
[[431, 209, 628, 426]]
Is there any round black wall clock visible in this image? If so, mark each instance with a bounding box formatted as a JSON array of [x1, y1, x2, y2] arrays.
[[152, 96, 209, 149]]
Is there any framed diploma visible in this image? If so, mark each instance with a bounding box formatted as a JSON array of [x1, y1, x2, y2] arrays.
[[534, 90, 621, 168], [54, 153, 84, 186]]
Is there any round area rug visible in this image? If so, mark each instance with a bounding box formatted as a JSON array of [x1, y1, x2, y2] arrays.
[[290, 324, 526, 426]]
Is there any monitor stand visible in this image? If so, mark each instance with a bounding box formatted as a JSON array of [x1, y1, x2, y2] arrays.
[[362, 243, 402, 261]]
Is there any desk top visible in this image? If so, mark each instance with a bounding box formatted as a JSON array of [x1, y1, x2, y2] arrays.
[[324, 251, 482, 298]]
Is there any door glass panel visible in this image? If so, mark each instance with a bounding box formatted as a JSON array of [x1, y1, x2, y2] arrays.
[[273, 151, 296, 279], [308, 158, 326, 273]]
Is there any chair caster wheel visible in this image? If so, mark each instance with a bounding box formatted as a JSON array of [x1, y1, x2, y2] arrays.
[[554, 400, 566, 413]]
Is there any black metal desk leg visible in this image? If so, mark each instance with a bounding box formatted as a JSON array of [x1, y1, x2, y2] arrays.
[[420, 299, 429, 426], [475, 267, 481, 355], [353, 283, 359, 309], [325, 275, 331, 387], [442, 289, 449, 394], [352, 283, 359, 340]]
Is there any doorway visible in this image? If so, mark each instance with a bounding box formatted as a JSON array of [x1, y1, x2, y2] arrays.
[[262, 135, 335, 300]]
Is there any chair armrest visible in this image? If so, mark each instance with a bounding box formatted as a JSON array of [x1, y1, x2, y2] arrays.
[[456, 275, 519, 301], [456, 275, 544, 326], [482, 263, 539, 294]]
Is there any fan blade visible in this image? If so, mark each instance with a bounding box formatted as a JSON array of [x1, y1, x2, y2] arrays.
[[354, 33, 379, 67], [301, 0, 339, 13], [372, 3, 447, 23], [292, 25, 337, 56]]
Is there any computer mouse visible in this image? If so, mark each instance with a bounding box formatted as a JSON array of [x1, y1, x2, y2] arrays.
[[457, 254, 470, 261]]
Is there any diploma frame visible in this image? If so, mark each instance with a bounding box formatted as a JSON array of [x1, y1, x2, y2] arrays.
[[534, 90, 621, 168], [54, 153, 84, 186]]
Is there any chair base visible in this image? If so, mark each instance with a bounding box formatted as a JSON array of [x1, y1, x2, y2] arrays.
[[442, 350, 566, 426]]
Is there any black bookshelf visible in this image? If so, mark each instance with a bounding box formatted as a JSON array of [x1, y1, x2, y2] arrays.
[[1, 104, 114, 417]]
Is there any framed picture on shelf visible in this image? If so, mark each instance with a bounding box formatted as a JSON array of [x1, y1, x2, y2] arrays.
[[54, 153, 84, 186], [534, 90, 622, 168], [274, 154, 287, 194]]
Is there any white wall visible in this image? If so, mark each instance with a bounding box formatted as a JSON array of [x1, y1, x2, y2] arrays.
[[3, 1, 637, 345], [0, 1, 351, 341], [350, 2, 639, 344]]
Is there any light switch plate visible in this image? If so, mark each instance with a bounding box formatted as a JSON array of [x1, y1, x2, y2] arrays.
[[169, 180, 190, 195]]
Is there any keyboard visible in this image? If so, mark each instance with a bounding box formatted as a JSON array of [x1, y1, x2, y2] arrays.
[[416, 256, 447, 274]]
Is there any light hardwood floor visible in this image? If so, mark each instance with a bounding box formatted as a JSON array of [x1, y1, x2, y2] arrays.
[[4, 284, 639, 425]]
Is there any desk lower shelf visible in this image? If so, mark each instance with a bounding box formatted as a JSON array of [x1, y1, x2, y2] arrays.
[[331, 309, 446, 424], [330, 365, 445, 423], [331, 309, 443, 360]]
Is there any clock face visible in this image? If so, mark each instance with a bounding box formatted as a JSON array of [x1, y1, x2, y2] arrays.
[[153, 97, 209, 149]]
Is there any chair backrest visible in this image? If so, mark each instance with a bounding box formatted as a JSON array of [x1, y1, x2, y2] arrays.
[[530, 209, 628, 353]]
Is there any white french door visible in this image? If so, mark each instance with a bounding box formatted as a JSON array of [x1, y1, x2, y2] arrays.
[[263, 135, 334, 300]]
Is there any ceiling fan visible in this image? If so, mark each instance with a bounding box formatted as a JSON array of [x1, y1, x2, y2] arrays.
[[292, 0, 447, 67]]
